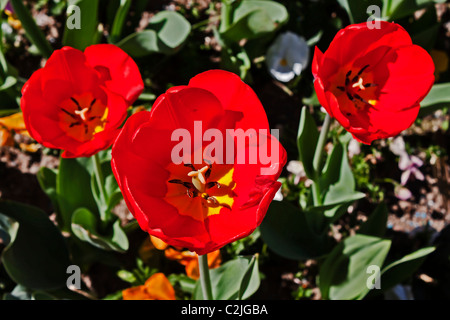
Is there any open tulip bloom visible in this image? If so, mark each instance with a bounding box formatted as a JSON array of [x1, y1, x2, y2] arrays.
[[312, 21, 435, 144], [20, 44, 144, 158], [112, 70, 287, 256]]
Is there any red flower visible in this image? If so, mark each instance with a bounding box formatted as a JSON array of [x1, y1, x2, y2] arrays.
[[112, 70, 286, 255], [312, 22, 435, 144], [21, 44, 144, 158]]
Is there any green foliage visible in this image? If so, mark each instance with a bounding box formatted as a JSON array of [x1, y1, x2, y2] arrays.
[[118, 11, 191, 57], [0, 201, 71, 291], [193, 255, 260, 300], [63, 0, 100, 50]]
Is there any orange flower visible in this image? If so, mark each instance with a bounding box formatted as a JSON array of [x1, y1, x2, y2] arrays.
[[122, 273, 175, 300], [165, 246, 222, 280]]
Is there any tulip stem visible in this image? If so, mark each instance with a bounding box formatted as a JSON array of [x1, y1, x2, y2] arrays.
[[312, 113, 332, 205], [92, 153, 109, 221], [198, 254, 213, 300]]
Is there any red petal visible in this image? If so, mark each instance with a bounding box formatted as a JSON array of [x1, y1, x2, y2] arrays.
[[84, 44, 144, 105], [312, 46, 323, 79], [188, 70, 269, 131]]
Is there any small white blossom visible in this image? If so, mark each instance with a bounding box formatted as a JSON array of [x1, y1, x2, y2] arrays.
[[286, 160, 306, 185], [266, 31, 309, 82]]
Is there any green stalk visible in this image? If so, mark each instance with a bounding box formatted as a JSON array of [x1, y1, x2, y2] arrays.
[[220, 0, 234, 32], [198, 255, 213, 300], [10, 0, 53, 58], [92, 153, 109, 221], [109, 0, 132, 44], [311, 113, 332, 206]]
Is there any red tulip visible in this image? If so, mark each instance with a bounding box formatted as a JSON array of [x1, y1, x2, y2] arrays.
[[312, 21, 435, 144], [112, 70, 286, 255], [21, 44, 144, 158]]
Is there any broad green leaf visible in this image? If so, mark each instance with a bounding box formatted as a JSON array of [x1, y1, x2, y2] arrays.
[[219, 0, 288, 43], [149, 11, 191, 52], [0, 201, 71, 291], [0, 76, 17, 91], [10, 0, 53, 58], [297, 107, 319, 179], [194, 255, 260, 300], [36, 167, 59, 214], [319, 234, 391, 300], [117, 11, 191, 57], [337, 0, 383, 23], [71, 208, 128, 253], [383, 0, 445, 21], [320, 139, 365, 209], [56, 157, 98, 231], [238, 255, 259, 300], [358, 203, 388, 237], [379, 247, 435, 293], [260, 200, 334, 260], [418, 83, 450, 117], [63, 0, 100, 50]]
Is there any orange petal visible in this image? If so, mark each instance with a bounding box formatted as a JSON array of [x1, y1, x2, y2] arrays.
[[0, 127, 13, 147], [144, 273, 176, 300], [185, 259, 200, 279], [122, 285, 151, 300], [150, 235, 169, 251], [207, 250, 222, 269], [0, 112, 26, 131]]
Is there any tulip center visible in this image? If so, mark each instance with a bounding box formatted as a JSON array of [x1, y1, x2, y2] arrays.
[[334, 64, 378, 116], [164, 162, 236, 222], [58, 92, 108, 142]]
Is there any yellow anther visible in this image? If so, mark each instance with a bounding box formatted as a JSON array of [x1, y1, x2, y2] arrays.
[[352, 77, 365, 91]]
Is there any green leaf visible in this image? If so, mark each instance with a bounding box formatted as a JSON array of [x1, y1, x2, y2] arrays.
[[297, 107, 319, 179], [194, 255, 261, 300], [56, 157, 98, 232], [0, 201, 71, 291], [383, 0, 445, 21], [319, 138, 365, 210], [117, 11, 191, 57], [337, 0, 383, 23], [219, 0, 288, 43], [418, 83, 450, 117], [238, 255, 259, 300], [0, 76, 17, 91], [71, 208, 129, 253], [109, 0, 132, 44], [36, 167, 59, 214], [379, 247, 435, 292], [63, 0, 100, 50], [358, 203, 388, 237], [90, 160, 122, 221], [260, 200, 334, 260], [319, 234, 391, 300], [9, 0, 53, 58]]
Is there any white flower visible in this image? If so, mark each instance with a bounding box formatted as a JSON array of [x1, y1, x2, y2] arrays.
[[266, 31, 309, 82], [389, 136, 406, 156], [286, 160, 306, 185], [273, 185, 284, 201], [348, 138, 361, 158]]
